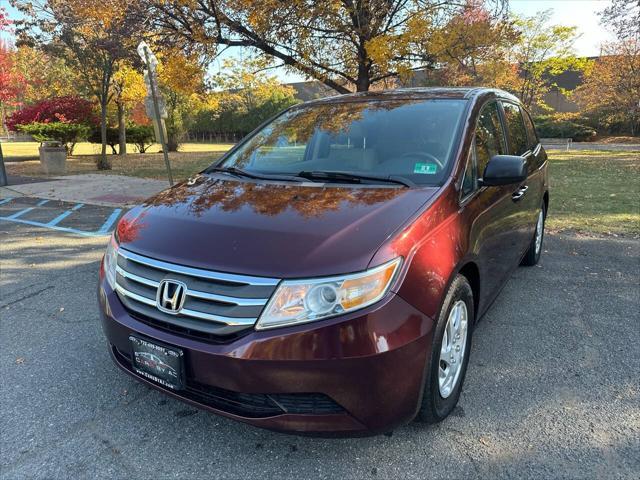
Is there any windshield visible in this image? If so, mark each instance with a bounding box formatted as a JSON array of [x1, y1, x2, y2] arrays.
[[212, 99, 467, 186]]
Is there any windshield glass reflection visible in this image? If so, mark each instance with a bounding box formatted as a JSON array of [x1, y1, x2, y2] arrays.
[[212, 99, 466, 185]]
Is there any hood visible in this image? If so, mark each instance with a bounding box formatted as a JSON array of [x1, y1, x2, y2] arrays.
[[116, 174, 439, 279]]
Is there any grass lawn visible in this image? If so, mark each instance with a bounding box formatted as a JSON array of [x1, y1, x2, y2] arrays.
[[1, 141, 233, 161], [546, 149, 640, 237], [4, 149, 230, 181], [3, 143, 638, 237]]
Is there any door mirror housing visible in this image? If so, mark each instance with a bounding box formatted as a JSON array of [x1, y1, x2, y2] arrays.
[[480, 155, 527, 187]]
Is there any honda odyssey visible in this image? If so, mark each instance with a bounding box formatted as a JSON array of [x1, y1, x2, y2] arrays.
[[98, 87, 549, 435]]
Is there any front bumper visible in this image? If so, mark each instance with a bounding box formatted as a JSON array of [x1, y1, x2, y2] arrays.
[[98, 280, 434, 435]]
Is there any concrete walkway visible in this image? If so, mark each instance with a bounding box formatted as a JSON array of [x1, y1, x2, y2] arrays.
[[0, 174, 169, 207]]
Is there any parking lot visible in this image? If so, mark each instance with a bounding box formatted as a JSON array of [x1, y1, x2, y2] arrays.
[[0, 196, 123, 237], [1, 202, 639, 479]]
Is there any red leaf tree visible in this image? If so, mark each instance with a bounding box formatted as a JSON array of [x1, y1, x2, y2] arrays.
[[6, 96, 98, 131], [0, 41, 23, 106], [1, 10, 24, 134]]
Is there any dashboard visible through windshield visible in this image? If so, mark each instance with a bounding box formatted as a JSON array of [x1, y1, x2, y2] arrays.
[[211, 99, 467, 186]]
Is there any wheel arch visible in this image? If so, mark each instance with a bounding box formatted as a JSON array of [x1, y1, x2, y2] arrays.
[[457, 261, 480, 323]]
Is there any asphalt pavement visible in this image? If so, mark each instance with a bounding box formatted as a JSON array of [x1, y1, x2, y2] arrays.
[[1, 218, 638, 479]]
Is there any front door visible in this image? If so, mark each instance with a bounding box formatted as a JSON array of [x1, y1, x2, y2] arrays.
[[463, 101, 524, 299]]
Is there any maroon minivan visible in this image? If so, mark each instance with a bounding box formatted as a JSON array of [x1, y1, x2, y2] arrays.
[[98, 87, 548, 435]]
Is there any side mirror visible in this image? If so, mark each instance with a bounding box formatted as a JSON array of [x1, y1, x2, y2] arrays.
[[480, 155, 527, 187]]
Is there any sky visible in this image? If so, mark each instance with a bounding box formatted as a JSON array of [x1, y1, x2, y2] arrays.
[[1, 0, 615, 83]]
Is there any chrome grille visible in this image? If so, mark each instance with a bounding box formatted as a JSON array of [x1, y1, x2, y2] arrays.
[[114, 248, 279, 336]]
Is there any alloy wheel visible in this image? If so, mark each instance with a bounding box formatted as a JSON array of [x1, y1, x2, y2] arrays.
[[438, 300, 468, 398], [535, 210, 544, 255]]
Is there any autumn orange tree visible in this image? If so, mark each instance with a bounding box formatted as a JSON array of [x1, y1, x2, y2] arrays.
[[156, 49, 208, 151], [148, 0, 508, 93], [0, 40, 24, 136], [0, 9, 24, 136], [12, 0, 145, 169], [112, 64, 146, 155], [421, 1, 519, 88], [574, 1, 640, 135], [575, 41, 640, 135]]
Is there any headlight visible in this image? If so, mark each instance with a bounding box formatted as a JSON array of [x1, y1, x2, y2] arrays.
[[256, 257, 402, 330], [103, 235, 119, 290]]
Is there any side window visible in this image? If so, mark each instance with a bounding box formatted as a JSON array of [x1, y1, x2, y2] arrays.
[[502, 102, 529, 156], [474, 102, 505, 178], [461, 150, 476, 198], [521, 108, 539, 150]]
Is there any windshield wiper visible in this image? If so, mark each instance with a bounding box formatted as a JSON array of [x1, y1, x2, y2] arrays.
[[207, 166, 304, 183], [297, 171, 415, 188]]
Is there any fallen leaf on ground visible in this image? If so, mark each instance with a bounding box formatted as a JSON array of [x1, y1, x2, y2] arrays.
[[16, 357, 25, 364], [479, 436, 491, 447]]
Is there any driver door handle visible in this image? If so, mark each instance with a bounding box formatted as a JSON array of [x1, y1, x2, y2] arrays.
[[512, 185, 528, 201]]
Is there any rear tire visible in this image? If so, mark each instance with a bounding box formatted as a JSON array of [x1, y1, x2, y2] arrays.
[[521, 202, 546, 266], [417, 275, 474, 424]]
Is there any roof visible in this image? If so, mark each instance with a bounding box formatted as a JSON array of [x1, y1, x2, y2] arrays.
[[300, 87, 520, 106]]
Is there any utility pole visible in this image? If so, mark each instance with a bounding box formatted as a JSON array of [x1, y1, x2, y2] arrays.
[[137, 42, 173, 186]]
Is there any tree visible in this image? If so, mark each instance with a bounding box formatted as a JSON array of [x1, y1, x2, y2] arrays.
[[0, 41, 24, 136], [13, 0, 145, 169], [112, 64, 146, 155], [600, 0, 640, 41], [575, 42, 640, 135], [505, 10, 586, 109], [0, 7, 10, 30], [0, 7, 14, 185], [156, 50, 207, 151], [0, 9, 24, 136], [6, 96, 97, 153], [6, 96, 97, 130], [212, 57, 298, 112], [194, 56, 298, 135], [422, 0, 519, 88], [12, 46, 79, 104], [148, 0, 507, 93], [574, 2, 640, 135]]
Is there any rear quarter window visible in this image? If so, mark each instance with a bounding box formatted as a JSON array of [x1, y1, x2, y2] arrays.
[[502, 102, 529, 156]]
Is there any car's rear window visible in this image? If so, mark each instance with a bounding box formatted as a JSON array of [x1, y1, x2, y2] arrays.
[[216, 99, 467, 186]]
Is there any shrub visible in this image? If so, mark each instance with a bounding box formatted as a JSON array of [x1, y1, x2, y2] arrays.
[[17, 122, 91, 154], [88, 127, 120, 154], [87, 124, 155, 154], [6, 96, 97, 131], [534, 114, 597, 142], [127, 124, 155, 153]]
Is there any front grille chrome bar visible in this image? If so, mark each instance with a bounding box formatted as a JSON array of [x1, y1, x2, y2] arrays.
[[115, 283, 156, 307], [118, 248, 279, 286], [116, 265, 267, 306], [115, 283, 258, 326]]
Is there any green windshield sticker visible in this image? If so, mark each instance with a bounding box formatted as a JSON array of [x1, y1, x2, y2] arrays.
[[414, 162, 437, 174]]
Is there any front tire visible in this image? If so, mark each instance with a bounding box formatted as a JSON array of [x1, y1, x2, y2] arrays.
[[521, 202, 546, 266], [417, 275, 474, 424]]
